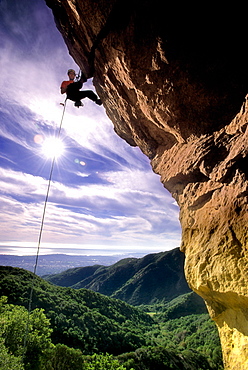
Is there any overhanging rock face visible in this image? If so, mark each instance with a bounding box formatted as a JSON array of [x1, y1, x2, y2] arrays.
[[46, 1, 248, 368]]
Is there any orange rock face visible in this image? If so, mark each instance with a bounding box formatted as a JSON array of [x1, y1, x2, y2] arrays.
[[46, 1, 248, 367]]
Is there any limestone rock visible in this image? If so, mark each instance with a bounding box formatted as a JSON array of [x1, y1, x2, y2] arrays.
[[45, 1, 248, 368]]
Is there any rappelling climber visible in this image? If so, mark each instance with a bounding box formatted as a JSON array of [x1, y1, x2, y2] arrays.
[[60, 69, 102, 107]]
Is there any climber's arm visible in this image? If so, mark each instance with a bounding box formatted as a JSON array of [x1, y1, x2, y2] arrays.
[[60, 85, 67, 94], [60, 81, 68, 94], [79, 71, 87, 83]]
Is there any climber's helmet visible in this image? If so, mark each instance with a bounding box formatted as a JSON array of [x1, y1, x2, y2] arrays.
[[67, 69, 76, 75]]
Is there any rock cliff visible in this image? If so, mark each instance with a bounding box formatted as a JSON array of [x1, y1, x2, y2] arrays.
[[45, 1, 248, 368]]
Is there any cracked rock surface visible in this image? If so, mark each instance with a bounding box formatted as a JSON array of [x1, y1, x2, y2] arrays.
[[46, 1, 248, 368]]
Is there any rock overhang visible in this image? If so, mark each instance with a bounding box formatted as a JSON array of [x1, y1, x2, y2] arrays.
[[45, 1, 248, 368]]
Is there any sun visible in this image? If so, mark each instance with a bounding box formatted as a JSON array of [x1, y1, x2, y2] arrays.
[[41, 137, 65, 159]]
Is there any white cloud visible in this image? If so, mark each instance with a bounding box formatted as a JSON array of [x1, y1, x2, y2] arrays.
[[0, 166, 181, 250]]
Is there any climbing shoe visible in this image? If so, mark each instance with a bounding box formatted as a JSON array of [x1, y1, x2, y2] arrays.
[[74, 101, 83, 108]]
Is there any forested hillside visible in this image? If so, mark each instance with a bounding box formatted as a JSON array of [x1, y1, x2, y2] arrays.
[[0, 266, 153, 354], [0, 266, 223, 369], [44, 248, 191, 305]]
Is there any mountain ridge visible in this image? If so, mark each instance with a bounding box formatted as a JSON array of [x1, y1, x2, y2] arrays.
[[44, 248, 192, 305], [0, 253, 131, 275]]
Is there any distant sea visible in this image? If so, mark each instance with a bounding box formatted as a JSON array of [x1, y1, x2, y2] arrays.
[[0, 252, 149, 276]]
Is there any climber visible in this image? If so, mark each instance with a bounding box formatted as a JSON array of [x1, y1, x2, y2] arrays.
[[60, 69, 102, 107]]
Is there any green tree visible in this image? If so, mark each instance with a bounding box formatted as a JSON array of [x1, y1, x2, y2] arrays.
[[83, 353, 130, 370], [42, 344, 83, 370], [0, 338, 24, 370], [0, 296, 53, 370]]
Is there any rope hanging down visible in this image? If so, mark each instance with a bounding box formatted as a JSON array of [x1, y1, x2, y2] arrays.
[[22, 98, 67, 359]]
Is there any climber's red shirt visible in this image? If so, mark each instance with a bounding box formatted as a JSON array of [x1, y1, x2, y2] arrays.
[[60, 80, 74, 93]]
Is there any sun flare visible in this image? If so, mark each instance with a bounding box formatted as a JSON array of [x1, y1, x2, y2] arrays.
[[42, 137, 65, 159]]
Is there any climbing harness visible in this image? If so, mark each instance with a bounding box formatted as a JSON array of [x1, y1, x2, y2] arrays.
[[22, 98, 67, 360]]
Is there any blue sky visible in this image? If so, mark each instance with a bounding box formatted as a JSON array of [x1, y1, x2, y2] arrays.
[[0, 0, 181, 256]]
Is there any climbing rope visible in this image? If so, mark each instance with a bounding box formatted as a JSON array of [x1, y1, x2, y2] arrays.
[[22, 98, 67, 360]]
